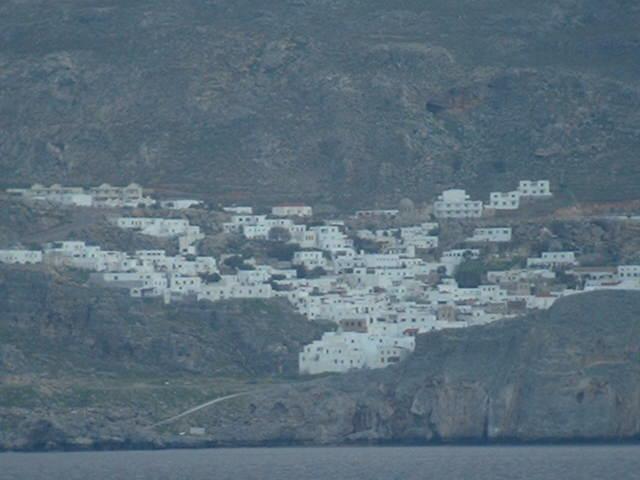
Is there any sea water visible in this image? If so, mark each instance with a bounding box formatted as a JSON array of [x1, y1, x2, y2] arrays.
[[2, 445, 639, 480]]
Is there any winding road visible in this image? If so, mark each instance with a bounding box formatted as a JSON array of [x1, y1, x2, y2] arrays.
[[151, 392, 251, 428]]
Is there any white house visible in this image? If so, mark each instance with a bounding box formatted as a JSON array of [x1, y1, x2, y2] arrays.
[[441, 249, 480, 263], [169, 275, 203, 295], [0, 249, 43, 264], [487, 268, 555, 285], [488, 191, 520, 210], [618, 265, 640, 279], [223, 215, 268, 234], [527, 251, 576, 268], [399, 223, 439, 249], [354, 209, 400, 219], [518, 180, 552, 197], [433, 189, 483, 218], [299, 331, 415, 375], [468, 227, 512, 243], [223, 206, 253, 214], [293, 251, 326, 269], [115, 217, 194, 238], [198, 282, 273, 302], [272, 204, 313, 217], [289, 227, 318, 248], [92, 271, 168, 293], [7, 184, 93, 207], [90, 183, 155, 208]]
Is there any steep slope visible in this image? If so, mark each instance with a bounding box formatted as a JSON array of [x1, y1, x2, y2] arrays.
[[2, 289, 639, 450], [1, 1, 639, 206], [0, 264, 330, 451], [0, 265, 327, 377], [187, 290, 640, 445]]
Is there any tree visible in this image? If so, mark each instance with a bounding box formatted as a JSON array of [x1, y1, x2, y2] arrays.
[[454, 259, 486, 288], [201, 272, 222, 283], [267, 242, 298, 261], [555, 270, 578, 289], [224, 255, 245, 270], [220, 255, 253, 270], [268, 226, 292, 243], [307, 266, 327, 279], [353, 237, 381, 254]]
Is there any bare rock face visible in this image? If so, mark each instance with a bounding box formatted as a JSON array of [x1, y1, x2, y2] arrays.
[[189, 291, 640, 445]]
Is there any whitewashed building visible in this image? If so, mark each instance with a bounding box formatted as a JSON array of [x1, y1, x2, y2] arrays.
[[487, 268, 555, 284], [433, 189, 483, 218], [299, 331, 415, 375], [293, 251, 327, 269], [618, 265, 640, 279], [115, 217, 196, 238], [90, 183, 155, 207], [354, 209, 399, 219], [0, 249, 43, 264], [7, 184, 93, 207], [518, 180, 552, 197], [272, 204, 313, 217], [527, 251, 577, 268], [223, 206, 253, 214], [488, 191, 520, 210], [468, 227, 512, 243], [441, 249, 481, 263]]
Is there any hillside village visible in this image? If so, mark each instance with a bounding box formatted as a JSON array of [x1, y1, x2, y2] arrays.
[[2, 181, 640, 376]]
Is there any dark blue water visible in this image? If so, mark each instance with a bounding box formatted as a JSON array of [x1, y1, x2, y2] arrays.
[[2, 446, 639, 480]]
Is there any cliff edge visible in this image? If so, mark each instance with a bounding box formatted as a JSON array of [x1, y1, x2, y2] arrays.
[[193, 290, 640, 445]]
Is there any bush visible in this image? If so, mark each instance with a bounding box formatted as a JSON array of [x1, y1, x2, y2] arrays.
[[353, 237, 381, 254], [307, 267, 327, 279], [224, 255, 255, 271], [267, 243, 298, 261], [224, 255, 245, 269], [268, 227, 292, 243], [295, 265, 307, 278], [201, 272, 222, 283], [454, 259, 486, 288]]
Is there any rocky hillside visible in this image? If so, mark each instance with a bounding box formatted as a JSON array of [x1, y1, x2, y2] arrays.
[[0, 264, 331, 451], [1, 1, 640, 206], [0, 265, 327, 377], [2, 289, 639, 450], [168, 290, 640, 445]]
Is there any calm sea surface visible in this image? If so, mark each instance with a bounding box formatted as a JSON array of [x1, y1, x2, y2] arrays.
[[2, 446, 639, 480]]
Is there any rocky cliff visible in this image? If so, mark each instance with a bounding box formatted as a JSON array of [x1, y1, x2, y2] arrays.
[[0, 265, 327, 377], [2, 288, 639, 450], [171, 290, 640, 445], [0, 265, 332, 451], [2, 1, 640, 206]]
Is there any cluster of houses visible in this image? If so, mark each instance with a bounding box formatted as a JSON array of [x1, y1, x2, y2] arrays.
[[6, 183, 157, 208], [6, 183, 205, 210], [2, 179, 640, 375], [114, 217, 204, 255], [434, 180, 552, 218]]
